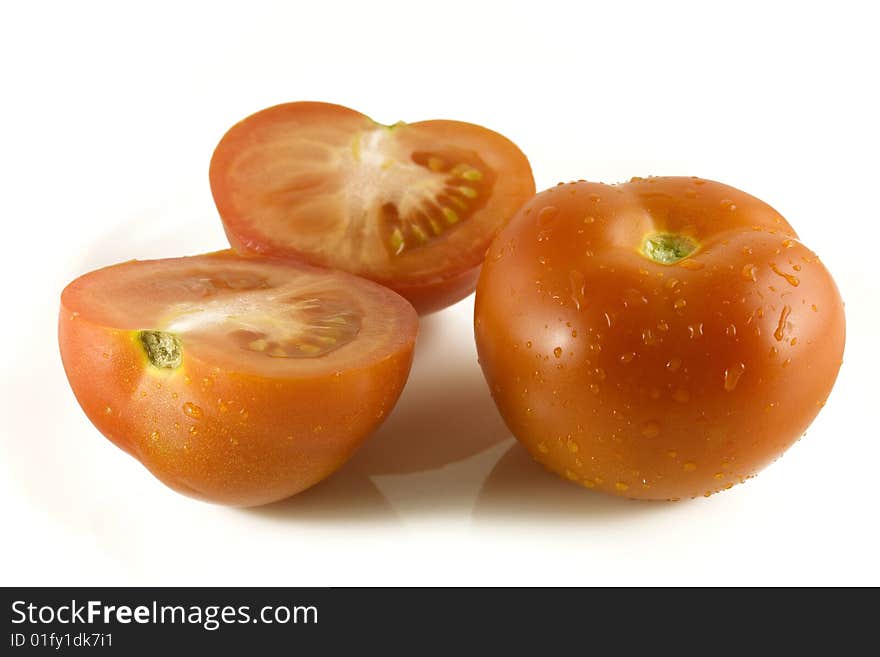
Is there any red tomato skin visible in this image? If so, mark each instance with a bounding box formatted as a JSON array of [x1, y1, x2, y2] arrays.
[[59, 297, 415, 507], [474, 178, 846, 500]]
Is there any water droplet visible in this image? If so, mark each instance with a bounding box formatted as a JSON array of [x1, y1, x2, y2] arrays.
[[569, 270, 586, 310], [673, 389, 690, 403], [714, 472, 724, 480], [537, 205, 558, 225], [526, 341, 532, 349], [589, 193, 601, 202], [720, 199, 737, 211], [150, 430, 160, 442], [641, 421, 660, 438], [723, 363, 746, 391], [770, 263, 800, 287], [673, 298, 687, 313], [742, 246, 753, 256], [666, 357, 682, 372], [774, 305, 792, 342], [782, 358, 792, 368], [537, 441, 549, 454], [811, 304, 818, 312], [742, 264, 758, 281], [683, 462, 697, 472], [667, 450, 678, 458], [679, 259, 704, 271], [593, 367, 606, 381], [182, 402, 202, 419], [566, 438, 579, 453], [584, 215, 596, 224], [619, 351, 636, 364], [725, 323, 737, 338], [589, 383, 601, 395], [201, 377, 213, 390], [790, 337, 798, 346], [565, 469, 579, 481], [553, 346, 563, 358], [615, 482, 630, 492], [582, 478, 596, 488], [665, 278, 680, 291], [104, 406, 112, 415], [687, 323, 704, 338], [656, 319, 670, 332]]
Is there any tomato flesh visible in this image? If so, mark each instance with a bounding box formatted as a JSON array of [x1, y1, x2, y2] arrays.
[[59, 251, 417, 506], [475, 177, 845, 500], [210, 102, 535, 313]]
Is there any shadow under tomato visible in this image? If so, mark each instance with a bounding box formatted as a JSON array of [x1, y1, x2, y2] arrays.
[[243, 470, 400, 524], [471, 441, 677, 523], [348, 305, 512, 477]]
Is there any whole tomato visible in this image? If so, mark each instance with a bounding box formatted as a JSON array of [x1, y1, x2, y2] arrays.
[[474, 177, 845, 500]]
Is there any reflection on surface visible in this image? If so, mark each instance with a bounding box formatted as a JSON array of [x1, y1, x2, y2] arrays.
[[472, 441, 667, 523], [351, 308, 511, 475]]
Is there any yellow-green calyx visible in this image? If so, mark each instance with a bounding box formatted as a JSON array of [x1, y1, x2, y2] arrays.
[[139, 330, 182, 369], [642, 233, 699, 265]]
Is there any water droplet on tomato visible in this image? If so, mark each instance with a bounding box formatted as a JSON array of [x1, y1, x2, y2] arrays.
[[666, 357, 682, 372], [615, 481, 630, 492], [553, 347, 563, 358], [537, 206, 558, 226], [723, 363, 746, 391], [742, 264, 758, 281], [569, 270, 586, 310], [774, 305, 792, 341], [183, 402, 202, 419]]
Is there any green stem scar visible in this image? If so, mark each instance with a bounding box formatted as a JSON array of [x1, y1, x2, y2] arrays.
[[139, 330, 182, 369], [641, 233, 699, 265]]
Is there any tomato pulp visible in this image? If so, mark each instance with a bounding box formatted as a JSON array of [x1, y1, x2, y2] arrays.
[[59, 251, 418, 506], [210, 102, 535, 313], [474, 177, 845, 500]]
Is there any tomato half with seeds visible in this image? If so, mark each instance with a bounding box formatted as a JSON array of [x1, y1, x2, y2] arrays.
[[475, 177, 845, 501], [209, 102, 535, 314], [59, 251, 417, 506]]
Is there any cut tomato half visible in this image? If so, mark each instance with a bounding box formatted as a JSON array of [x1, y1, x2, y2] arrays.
[[209, 102, 535, 313], [59, 250, 417, 506]]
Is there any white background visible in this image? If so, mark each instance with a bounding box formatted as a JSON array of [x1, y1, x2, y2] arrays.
[[2, 0, 878, 586]]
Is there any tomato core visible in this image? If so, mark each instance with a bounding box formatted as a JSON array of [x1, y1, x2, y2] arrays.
[[641, 232, 699, 264], [138, 330, 182, 369]]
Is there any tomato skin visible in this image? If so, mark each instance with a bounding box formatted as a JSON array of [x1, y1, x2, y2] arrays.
[[59, 255, 417, 507], [474, 177, 845, 500]]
